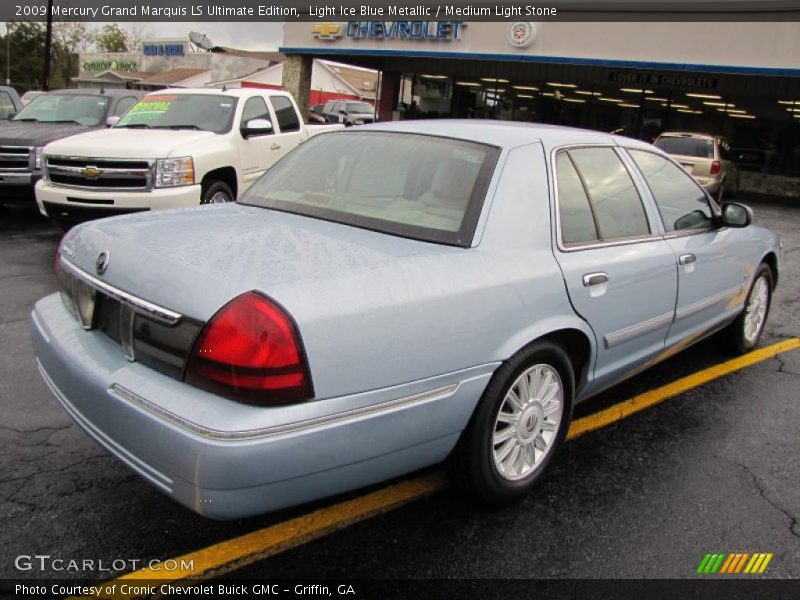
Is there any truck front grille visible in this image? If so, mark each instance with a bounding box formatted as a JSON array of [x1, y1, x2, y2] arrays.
[[45, 156, 153, 191], [0, 146, 31, 171]]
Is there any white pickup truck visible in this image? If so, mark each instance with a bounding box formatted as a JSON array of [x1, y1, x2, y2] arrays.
[[35, 88, 341, 227]]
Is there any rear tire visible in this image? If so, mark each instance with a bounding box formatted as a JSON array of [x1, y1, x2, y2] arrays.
[[200, 180, 234, 205], [714, 263, 772, 355], [447, 340, 574, 505]]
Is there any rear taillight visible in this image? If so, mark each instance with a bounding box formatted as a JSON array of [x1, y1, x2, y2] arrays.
[[710, 160, 721, 175], [185, 291, 313, 405]]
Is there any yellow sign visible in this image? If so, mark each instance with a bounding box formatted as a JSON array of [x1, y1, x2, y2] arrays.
[[311, 23, 344, 40]]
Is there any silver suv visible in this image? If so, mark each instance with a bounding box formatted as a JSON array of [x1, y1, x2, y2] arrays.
[[654, 132, 739, 201]]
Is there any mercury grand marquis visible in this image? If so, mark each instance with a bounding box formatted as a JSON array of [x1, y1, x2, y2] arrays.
[[31, 121, 780, 518]]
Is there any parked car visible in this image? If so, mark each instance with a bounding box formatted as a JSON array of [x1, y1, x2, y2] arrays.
[[308, 103, 326, 123], [654, 132, 739, 201], [32, 121, 780, 519], [321, 99, 376, 126], [35, 88, 342, 228], [0, 88, 142, 206], [20, 90, 45, 106]]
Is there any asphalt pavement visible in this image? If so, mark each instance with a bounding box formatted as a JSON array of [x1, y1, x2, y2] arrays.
[[1, 196, 798, 584]]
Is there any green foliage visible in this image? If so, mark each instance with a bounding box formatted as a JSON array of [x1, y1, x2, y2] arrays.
[[94, 24, 128, 53]]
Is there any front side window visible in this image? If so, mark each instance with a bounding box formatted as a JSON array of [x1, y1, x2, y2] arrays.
[[240, 131, 499, 247], [567, 147, 651, 240], [629, 149, 713, 232], [241, 96, 270, 125], [115, 94, 237, 133], [270, 96, 300, 133], [0, 91, 15, 118], [113, 96, 138, 117], [14, 94, 109, 126]]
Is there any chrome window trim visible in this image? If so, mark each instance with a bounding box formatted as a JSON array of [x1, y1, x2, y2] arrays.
[[550, 144, 662, 253], [675, 285, 742, 321], [44, 154, 155, 192], [108, 382, 460, 441], [603, 311, 674, 349], [59, 257, 182, 325]]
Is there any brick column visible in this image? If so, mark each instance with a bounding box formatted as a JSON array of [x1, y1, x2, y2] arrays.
[[377, 71, 400, 122], [281, 55, 313, 122]]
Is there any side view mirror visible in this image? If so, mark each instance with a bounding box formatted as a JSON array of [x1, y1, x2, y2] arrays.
[[241, 118, 273, 138], [719, 202, 752, 228], [339, 110, 347, 115], [7, 111, 16, 120], [106, 116, 120, 127]]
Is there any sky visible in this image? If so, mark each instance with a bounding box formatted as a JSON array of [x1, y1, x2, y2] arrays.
[[143, 22, 284, 50]]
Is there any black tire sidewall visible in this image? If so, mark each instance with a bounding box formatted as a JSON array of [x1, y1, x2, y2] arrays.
[[465, 341, 575, 504], [201, 181, 234, 204]]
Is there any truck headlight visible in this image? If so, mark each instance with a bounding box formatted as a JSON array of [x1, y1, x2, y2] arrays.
[[34, 147, 43, 170], [155, 157, 195, 188]]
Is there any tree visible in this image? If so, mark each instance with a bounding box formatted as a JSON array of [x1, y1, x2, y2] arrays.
[[94, 23, 128, 53], [52, 21, 92, 89], [0, 22, 48, 91]]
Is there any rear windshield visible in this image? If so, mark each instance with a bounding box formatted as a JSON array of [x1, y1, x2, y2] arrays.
[[239, 131, 499, 247], [14, 94, 109, 126], [346, 102, 374, 114], [115, 94, 237, 133], [654, 136, 714, 159]]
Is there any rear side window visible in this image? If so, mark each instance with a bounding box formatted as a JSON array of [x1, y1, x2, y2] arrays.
[[270, 96, 300, 133], [555, 152, 598, 244], [629, 149, 713, 232], [566, 147, 650, 240]]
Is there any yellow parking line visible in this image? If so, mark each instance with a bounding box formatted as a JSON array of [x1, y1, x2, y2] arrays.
[[78, 338, 800, 599]]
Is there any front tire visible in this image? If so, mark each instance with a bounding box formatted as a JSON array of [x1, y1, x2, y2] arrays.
[[715, 263, 773, 354], [200, 180, 234, 205], [447, 341, 574, 505]]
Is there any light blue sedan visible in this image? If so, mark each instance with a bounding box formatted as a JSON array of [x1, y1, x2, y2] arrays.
[[31, 121, 780, 518]]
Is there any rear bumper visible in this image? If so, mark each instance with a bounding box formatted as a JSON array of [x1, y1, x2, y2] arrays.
[[31, 294, 493, 519], [36, 180, 202, 220]]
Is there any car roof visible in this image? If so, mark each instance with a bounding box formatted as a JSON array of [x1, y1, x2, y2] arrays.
[[359, 119, 653, 150], [143, 87, 293, 99], [50, 88, 141, 97], [657, 131, 717, 140]]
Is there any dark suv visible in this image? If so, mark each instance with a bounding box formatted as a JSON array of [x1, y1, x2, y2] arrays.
[[0, 88, 142, 205]]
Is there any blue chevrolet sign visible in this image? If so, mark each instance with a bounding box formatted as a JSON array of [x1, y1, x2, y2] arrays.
[[345, 21, 465, 41], [143, 43, 186, 57]]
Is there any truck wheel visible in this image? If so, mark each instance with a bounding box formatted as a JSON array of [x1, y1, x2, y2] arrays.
[[201, 181, 234, 204], [446, 340, 574, 505]]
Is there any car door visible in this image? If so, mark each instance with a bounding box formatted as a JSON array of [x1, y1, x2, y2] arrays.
[[551, 146, 678, 393], [626, 148, 747, 346], [267, 95, 303, 162], [238, 95, 276, 191]]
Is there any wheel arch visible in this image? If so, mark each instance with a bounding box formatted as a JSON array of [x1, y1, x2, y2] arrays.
[[762, 251, 779, 287], [201, 167, 238, 199], [494, 318, 596, 400]]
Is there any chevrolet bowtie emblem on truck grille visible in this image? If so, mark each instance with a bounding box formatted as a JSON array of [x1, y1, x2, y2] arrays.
[[311, 23, 344, 40], [82, 166, 103, 179]]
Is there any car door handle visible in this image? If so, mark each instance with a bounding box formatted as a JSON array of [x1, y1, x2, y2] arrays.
[[270, 143, 281, 150], [679, 253, 697, 265], [582, 272, 609, 286]]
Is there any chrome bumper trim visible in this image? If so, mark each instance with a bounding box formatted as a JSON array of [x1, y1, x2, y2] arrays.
[[59, 257, 182, 325], [109, 382, 460, 441]]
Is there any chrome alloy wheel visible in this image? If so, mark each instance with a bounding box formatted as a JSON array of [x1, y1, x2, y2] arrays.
[[491, 364, 564, 481], [744, 275, 769, 344]]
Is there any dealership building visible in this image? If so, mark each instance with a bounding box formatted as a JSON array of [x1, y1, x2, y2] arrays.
[[279, 20, 800, 188]]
